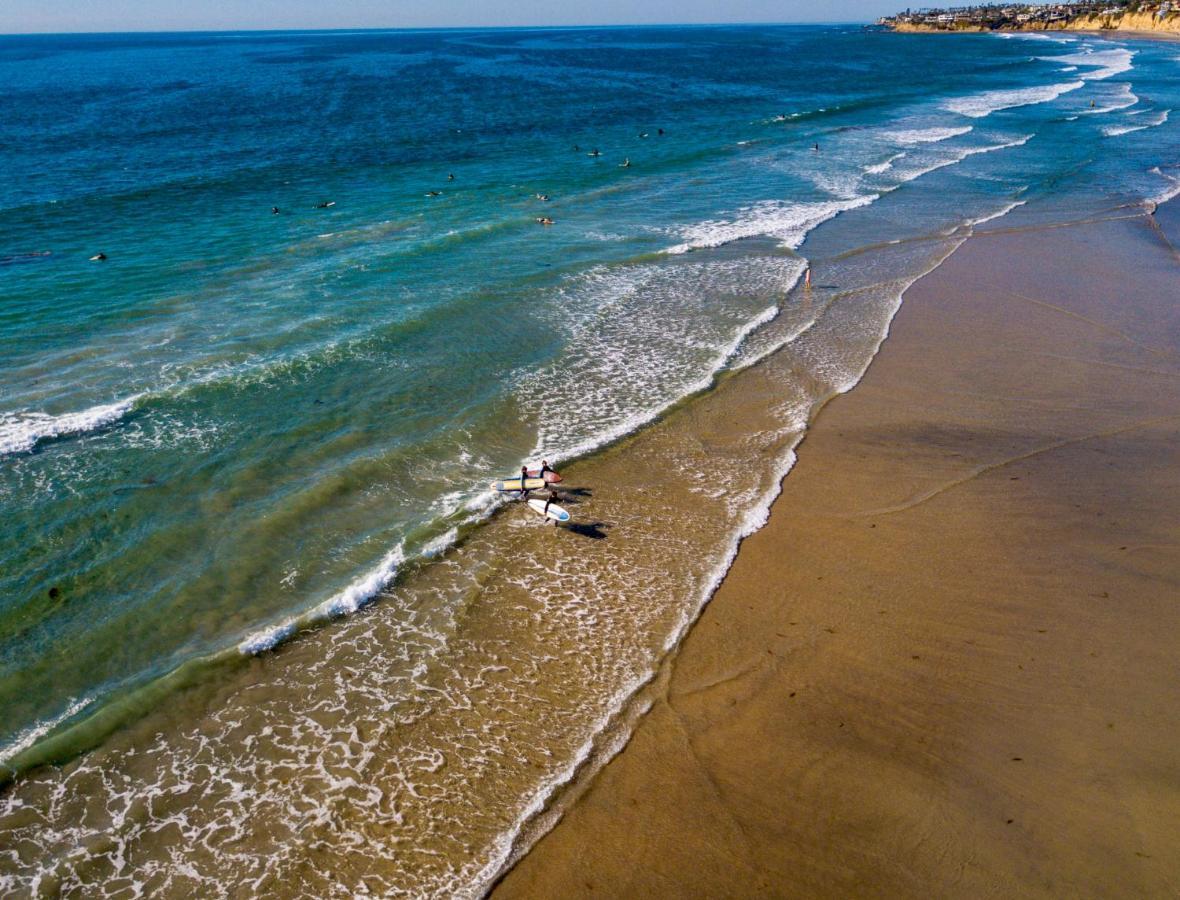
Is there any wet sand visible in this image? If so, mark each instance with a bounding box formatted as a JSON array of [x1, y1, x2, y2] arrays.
[[495, 205, 1180, 896]]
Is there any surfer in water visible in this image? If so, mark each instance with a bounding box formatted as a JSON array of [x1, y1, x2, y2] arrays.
[[520, 465, 532, 501], [540, 460, 555, 480]]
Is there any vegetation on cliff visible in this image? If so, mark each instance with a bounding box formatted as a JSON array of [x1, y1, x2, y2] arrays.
[[878, 0, 1180, 33]]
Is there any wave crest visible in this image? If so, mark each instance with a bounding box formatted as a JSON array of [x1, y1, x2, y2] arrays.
[[943, 80, 1084, 119], [0, 396, 141, 455]]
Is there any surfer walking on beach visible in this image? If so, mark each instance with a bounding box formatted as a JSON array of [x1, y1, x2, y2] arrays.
[[520, 465, 533, 501], [542, 487, 560, 525]]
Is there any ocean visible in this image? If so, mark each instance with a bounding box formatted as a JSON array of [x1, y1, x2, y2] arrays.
[[1, 23, 1178, 896]]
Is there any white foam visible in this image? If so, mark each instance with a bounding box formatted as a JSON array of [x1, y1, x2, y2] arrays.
[[880, 125, 972, 146], [422, 528, 459, 558], [0, 395, 142, 455], [235, 480, 501, 658], [1148, 166, 1180, 205], [996, 31, 1070, 43], [0, 695, 94, 772], [1103, 124, 1147, 136], [1041, 48, 1135, 80], [943, 80, 1085, 118], [863, 151, 906, 175], [966, 199, 1028, 228], [889, 134, 1033, 183], [1080, 82, 1138, 115], [238, 543, 407, 654], [532, 302, 786, 465], [809, 169, 865, 201], [516, 255, 811, 508], [666, 195, 876, 255], [1102, 108, 1169, 137]]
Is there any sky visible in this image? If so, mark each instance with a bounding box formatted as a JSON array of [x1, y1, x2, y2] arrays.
[[0, 1, 898, 34]]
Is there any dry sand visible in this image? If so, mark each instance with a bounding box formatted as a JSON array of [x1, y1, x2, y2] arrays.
[[494, 206, 1180, 897]]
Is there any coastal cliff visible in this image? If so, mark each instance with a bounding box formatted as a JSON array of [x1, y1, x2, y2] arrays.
[[885, 7, 1180, 36], [1056, 9, 1180, 31]]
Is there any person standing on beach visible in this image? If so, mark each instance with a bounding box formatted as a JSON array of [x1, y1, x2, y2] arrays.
[[543, 487, 560, 525]]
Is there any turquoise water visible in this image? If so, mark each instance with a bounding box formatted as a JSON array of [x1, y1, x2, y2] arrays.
[[1, 24, 1180, 894], [3, 20, 1179, 767]]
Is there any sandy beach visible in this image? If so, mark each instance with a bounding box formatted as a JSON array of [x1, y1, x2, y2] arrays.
[[495, 204, 1180, 896]]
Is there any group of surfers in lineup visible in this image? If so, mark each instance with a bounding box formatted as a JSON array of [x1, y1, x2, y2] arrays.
[[532, 133, 659, 225], [90, 131, 668, 259]]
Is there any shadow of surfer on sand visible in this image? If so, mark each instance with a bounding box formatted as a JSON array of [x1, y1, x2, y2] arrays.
[[565, 521, 610, 540]]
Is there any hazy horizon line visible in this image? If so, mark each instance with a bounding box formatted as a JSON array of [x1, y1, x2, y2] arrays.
[[0, 20, 872, 38]]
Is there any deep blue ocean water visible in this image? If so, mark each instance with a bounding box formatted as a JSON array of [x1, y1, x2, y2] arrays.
[[1, 24, 1179, 894]]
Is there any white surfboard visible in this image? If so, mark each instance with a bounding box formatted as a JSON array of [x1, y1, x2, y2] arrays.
[[527, 498, 570, 523]]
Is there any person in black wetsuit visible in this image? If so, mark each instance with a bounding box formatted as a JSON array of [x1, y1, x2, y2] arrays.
[[520, 465, 532, 501], [542, 487, 560, 525]]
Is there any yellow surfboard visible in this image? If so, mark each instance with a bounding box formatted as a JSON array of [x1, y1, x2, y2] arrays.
[[492, 477, 546, 492]]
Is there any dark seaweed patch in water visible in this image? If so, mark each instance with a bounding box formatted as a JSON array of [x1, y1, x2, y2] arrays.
[[250, 52, 342, 65], [0, 251, 52, 266], [154, 80, 199, 93]]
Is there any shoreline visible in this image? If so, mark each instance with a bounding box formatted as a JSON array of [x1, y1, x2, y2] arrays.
[[493, 204, 1180, 895], [2, 216, 957, 894], [886, 24, 1180, 41]]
